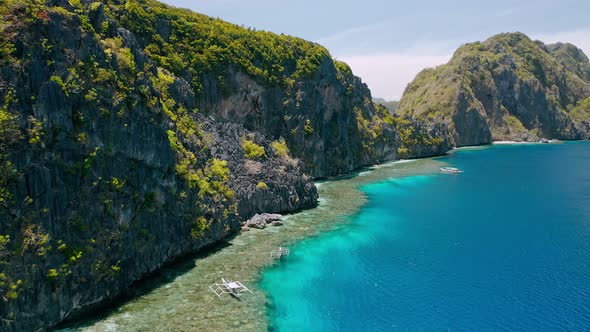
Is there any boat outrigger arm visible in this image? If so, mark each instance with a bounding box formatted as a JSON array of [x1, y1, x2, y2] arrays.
[[209, 278, 253, 298]]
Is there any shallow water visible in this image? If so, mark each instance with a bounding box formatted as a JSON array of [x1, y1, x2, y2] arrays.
[[58, 158, 444, 331], [261, 142, 590, 331]]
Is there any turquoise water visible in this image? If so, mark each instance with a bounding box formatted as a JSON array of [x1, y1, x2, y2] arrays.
[[260, 143, 590, 331]]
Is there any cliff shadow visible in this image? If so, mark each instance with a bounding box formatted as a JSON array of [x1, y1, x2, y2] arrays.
[[54, 233, 238, 331]]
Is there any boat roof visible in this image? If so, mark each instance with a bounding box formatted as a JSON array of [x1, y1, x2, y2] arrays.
[[226, 282, 240, 289]]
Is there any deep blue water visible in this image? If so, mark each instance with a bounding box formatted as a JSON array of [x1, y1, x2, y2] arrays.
[[260, 143, 590, 331]]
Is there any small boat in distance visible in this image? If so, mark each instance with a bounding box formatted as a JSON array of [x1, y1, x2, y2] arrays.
[[271, 247, 290, 260], [440, 167, 463, 174]]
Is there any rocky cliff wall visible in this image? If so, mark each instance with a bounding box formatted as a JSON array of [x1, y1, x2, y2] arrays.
[[198, 60, 400, 178], [0, 1, 398, 330]]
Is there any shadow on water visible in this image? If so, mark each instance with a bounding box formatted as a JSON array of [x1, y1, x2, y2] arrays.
[[54, 234, 237, 331]]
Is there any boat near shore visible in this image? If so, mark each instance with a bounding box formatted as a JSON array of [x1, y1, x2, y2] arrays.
[[440, 167, 463, 174], [209, 278, 253, 299]]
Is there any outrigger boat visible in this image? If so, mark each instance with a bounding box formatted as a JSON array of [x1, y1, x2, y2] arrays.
[[270, 247, 290, 260], [440, 167, 463, 174], [209, 278, 253, 299]]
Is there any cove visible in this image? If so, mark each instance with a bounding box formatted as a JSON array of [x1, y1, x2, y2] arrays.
[[261, 142, 590, 331], [57, 156, 443, 331]]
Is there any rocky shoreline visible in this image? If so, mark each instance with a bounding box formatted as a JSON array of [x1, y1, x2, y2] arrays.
[[52, 155, 445, 332], [59, 157, 446, 331], [243, 213, 284, 230]]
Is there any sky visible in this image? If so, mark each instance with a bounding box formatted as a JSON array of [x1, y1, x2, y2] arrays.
[[162, 0, 590, 101]]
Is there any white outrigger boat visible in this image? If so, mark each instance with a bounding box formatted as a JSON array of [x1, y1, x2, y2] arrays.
[[209, 278, 253, 299], [440, 167, 463, 174], [270, 247, 290, 260]]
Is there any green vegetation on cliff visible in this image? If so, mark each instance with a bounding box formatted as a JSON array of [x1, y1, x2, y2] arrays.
[[570, 96, 590, 123], [242, 138, 266, 159], [109, 0, 329, 90], [0, 0, 395, 330], [271, 139, 290, 158], [547, 42, 590, 82]]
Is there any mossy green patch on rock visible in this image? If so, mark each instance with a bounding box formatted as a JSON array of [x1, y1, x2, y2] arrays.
[[569, 97, 590, 123], [242, 138, 266, 160]]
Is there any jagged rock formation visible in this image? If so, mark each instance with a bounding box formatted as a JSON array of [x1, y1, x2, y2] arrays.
[[547, 42, 590, 82], [0, 1, 400, 330], [11, 4, 590, 332], [391, 114, 453, 159], [200, 62, 401, 178], [398, 32, 590, 146]]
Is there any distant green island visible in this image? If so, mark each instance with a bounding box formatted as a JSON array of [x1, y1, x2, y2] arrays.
[[373, 98, 400, 112], [398, 32, 590, 146], [0, 1, 589, 330]]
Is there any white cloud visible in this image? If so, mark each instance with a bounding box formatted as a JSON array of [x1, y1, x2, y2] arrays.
[[332, 37, 464, 101], [340, 53, 451, 101], [340, 28, 590, 101], [533, 28, 590, 57], [495, 7, 520, 17], [316, 20, 392, 45]]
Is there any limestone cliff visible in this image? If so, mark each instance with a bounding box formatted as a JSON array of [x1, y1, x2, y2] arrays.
[[547, 42, 590, 82], [0, 1, 399, 330], [398, 32, 590, 146]]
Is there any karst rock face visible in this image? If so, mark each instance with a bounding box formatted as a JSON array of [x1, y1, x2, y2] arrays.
[[4, 2, 588, 330], [399, 32, 590, 146], [0, 1, 401, 330]]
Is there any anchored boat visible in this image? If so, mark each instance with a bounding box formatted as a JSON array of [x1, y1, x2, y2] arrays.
[[440, 167, 463, 174], [209, 278, 253, 299], [270, 247, 290, 260]]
